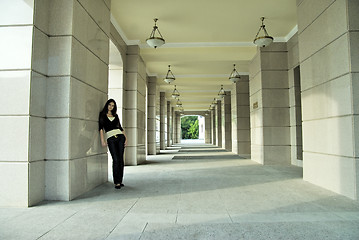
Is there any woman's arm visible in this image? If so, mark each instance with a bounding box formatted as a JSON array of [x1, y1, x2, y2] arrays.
[[100, 129, 107, 147], [122, 130, 128, 146]]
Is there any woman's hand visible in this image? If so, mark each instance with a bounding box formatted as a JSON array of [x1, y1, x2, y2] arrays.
[[101, 140, 107, 147]]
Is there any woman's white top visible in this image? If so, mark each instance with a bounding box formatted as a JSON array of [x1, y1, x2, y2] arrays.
[[106, 116, 123, 139]]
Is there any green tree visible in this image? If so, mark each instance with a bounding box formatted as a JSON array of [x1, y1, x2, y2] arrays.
[[181, 116, 199, 139]]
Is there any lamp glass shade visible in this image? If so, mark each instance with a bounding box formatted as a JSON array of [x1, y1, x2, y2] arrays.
[[254, 36, 273, 47], [146, 37, 165, 48], [229, 76, 241, 83], [164, 77, 175, 84]]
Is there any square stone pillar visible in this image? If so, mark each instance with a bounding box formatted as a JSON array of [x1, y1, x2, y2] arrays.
[[160, 92, 167, 149], [249, 43, 290, 165], [0, 0, 111, 206], [147, 76, 157, 155], [298, 0, 359, 199], [176, 112, 182, 143], [221, 91, 232, 151], [124, 46, 146, 165], [167, 101, 172, 147], [231, 76, 251, 157], [216, 100, 222, 147], [211, 109, 216, 145], [205, 114, 212, 144], [171, 107, 175, 144]]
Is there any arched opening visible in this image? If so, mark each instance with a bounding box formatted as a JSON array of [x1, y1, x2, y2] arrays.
[[107, 39, 124, 182], [180, 115, 205, 143]]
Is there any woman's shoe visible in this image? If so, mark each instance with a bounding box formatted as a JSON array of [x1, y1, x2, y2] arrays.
[[115, 184, 121, 189]]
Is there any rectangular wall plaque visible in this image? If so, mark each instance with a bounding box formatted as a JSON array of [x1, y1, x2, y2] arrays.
[[253, 102, 258, 109]]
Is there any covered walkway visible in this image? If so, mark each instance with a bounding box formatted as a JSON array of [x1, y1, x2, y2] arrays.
[[1, 141, 359, 239]]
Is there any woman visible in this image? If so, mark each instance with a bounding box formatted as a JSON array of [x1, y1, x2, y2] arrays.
[[99, 99, 127, 189]]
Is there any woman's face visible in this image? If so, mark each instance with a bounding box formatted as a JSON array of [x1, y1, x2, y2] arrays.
[[108, 102, 115, 112]]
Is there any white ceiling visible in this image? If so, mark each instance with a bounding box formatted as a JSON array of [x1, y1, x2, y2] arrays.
[[110, 0, 297, 111]]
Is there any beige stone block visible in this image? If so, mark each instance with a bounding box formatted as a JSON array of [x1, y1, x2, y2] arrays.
[[48, 36, 72, 76], [301, 34, 350, 91], [137, 93, 146, 112], [288, 42, 299, 69], [237, 130, 250, 141], [124, 146, 137, 165], [349, 32, 359, 72], [30, 72, 47, 117], [287, 33, 298, 50], [298, 0, 347, 62], [48, 0, 74, 35], [249, 72, 261, 95], [237, 117, 250, 129], [260, 52, 288, 70], [250, 91, 262, 111], [348, 0, 359, 31], [0, 26, 33, 70], [260, 42, 287, 52], [261, 71, 288, 89], [34, 0, 49, 33], [297, 0, 335, 33], [251, 144, 263, 164], [124, 127, 137, 147], [288, 69, 295, 88], [45, 160, 70, 201], [32, 27, 48, 75], [303, 152, 356, 199], [69, 158, 87, 199], [250, 108, 263, 128], [70, 78, 105, 121], [262, 89, 289, 108], [77, 0, 111, 35], [138, 75, 147, 97], [263, 108, 290, 127], [46, 118, 70, 160], [46, 77, 70, 117], [263, 127, 290, 145], [104, 0, 111, 10], [353, 73, 359, 115], [138, 59, 147, 81], [237, 142, 251, 155], [302, 116, 354, 157], [123, 90, 137, 109], [251, 127, 263, 145], [296, 0, 304, 6], [0, 0, 34, 25], [126, 73, 138, 90], [71, 36, 108, 92], [0, 116, 29, 162], [237, 81, 249, 94], [0, 162, 29, 206], [126, 55, 139, 72], [29, 117, 46, 162], [302, 74, 352, 120], [249, 52, 261, 78], [29, 161, 45, 206], [263, 146, 291, 165], [355, 116, 359, 158], [69, 119, 102, 159], [0, 71, 30, 115], [86, 154, 107, 189]]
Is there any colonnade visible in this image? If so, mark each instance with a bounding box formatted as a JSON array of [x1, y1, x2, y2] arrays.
[[0, 0, 358, 207]]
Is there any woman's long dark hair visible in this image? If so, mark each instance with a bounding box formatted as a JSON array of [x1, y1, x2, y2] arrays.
[[100, 99, 117, 116]]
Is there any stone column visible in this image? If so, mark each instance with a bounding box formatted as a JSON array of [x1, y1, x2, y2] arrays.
[[160, 92, 167, 149], [171, 107, 175, 144], [222, 91, 232, 151], [216, 100, 222, 147], [287, 33, 302, 166], [124, 46, 146, 165], [205, 114, 212, 144], [167, 101, 172, 147], [147, 76, 157, 155], [231, 76, 251, 157], [298, 0, 359, 199], [176, 112, 182, 143], [211, 109, 216, 145], [249, 43, 290, 165]]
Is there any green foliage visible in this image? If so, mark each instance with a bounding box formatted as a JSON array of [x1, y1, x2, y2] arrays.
[[181, 116, 199, 139]]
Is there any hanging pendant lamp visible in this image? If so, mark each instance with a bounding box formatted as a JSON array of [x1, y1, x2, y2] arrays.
[[229, 64, 241, 83], [176, 98, 182, 107], [146, 18, 165, 48], [253, 17, 273, 47], [171, 85, 180, 98], [217, 85, 226, 98], [164, 65, 175, 84]]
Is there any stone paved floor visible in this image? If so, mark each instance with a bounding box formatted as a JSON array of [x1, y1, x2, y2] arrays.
[[1, 141, 359, 239]]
